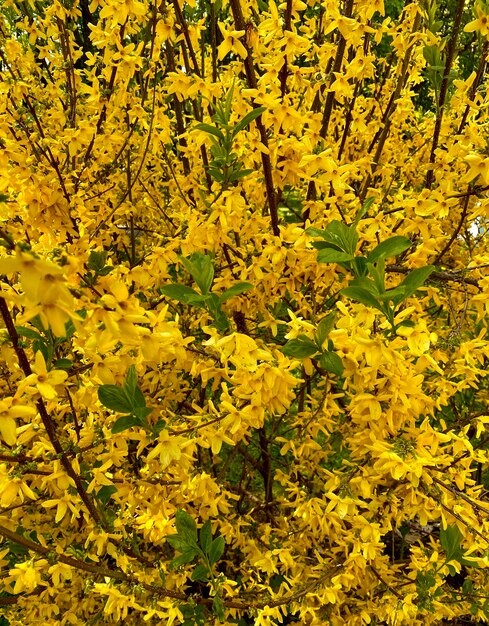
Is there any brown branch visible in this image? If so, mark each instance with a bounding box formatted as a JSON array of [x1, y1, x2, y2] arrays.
[[360, 11, 422, 201], [0, 296, 102, 526], [425, 0, 467, 189], [56, 16, 77, 129], [369, 565, 402, 598], [228, 0, 279, 236], [172, 0, 202, 76], [457, 40, 489, 135], [386, 263, 480, 288], [75, 23, 125, 189], [0, 521, 186, 599], [430, 475, 489, 517], [433, 192, 470, 264], [279, 0, 294, 98], [305, 0, 355, 208]]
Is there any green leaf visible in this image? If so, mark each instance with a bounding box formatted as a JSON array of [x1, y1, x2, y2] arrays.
[[317, 249, 355, 263], [194, 123, 225, 142], [186, 293, 212, 305], [352, 196, 375, 227], [111, 414, 140, 434], [98, 266, 113, 276], [166, 534, 187, 551], [311, 241, 340, 250], [199, 520, 213, 554], [396, 319, 416, 329], [132, 406, 152, 422], [171, 548, 199, 568], [319, 351, 344, 376], [324, 220, 358, 255], [213, 595, 225, 622], [132, 386, 147, 409], [316, 313, 335, 349], [213, 309, 230, 332], [175, 510, 198, 544], [34, 341, 50, 365], [98, 385, 134, 414], [366, 259, 386, 294], [340, 287, 384, 311], [399, 265, 435, 300], [53, 358, 72, 370], [347, 276, 380, 294], [306, 227, 328, 238], [153, 420, 167, 435], [16, 326, 43, 340], [208, 536, 225, 565], [224, 81, 234, 120], [159, 283, 202, 305], [228, 168, 255, 182], [232, 106, 266, 135], [367, 236, 412, 263], [219, 282, 254, 303], [87, 250, 108, 272], [352, 256, 368, 278], [30, 315, 46, 333], [282, 335, 318, 358], [191, 563, 209, 582], [95, 485, 117, 505], [483, 598, 489, 619], [124, 365, 138, 395], [180, 253, 214, 295], [208, 168, 225, 183], [440, 524, 463, 562], [381, 286, 407, 306]]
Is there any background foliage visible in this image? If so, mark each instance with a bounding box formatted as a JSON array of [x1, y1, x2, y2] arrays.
[[0, 0, 488, 623]]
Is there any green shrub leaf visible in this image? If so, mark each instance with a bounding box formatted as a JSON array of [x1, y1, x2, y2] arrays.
[[282, 335, 318, 358], [99, 385, 134, 414]]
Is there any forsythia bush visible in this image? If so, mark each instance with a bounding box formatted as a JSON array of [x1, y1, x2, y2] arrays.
[[0, 0, 488, 623]]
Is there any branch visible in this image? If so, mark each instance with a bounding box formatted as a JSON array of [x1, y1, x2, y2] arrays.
[[0, 296, 102, 526], [228, 0, 279, 236], [425, 0, 467, 189], [386, 263, 480, 288]]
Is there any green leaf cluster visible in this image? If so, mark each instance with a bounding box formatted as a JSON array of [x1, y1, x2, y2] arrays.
[[98, 365, 153, 433], [16, 314, 78, 370], [160, 252, 253, 332], [309, 216, 435, 333], [167, 510, 226, 621], [83, 250, 113, 286], [194, 85, 265, 189], [281, 312, 344, 376], [439, 524, 482, 571]]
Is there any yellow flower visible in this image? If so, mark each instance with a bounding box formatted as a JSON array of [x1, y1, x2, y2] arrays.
[[22, 351, 68, 400], [48, 562, 73, 586], [7, 559, 48, 594], [464, 6, 489, 37], [204, 332, 271, 372], [462, 153, 489, 185], [396, 322, 436, 356], [98, 0, 147, 25], [0, 471, 37, 507], [217, 23, 247, 60], [0, 397, 36, 446], [146, 430, 185, 468], [43, 494, 80, 523], [0, 249, 64, 301]]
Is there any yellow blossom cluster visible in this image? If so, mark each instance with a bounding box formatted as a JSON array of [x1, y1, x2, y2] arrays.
[[0, 0, 488, 623]]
